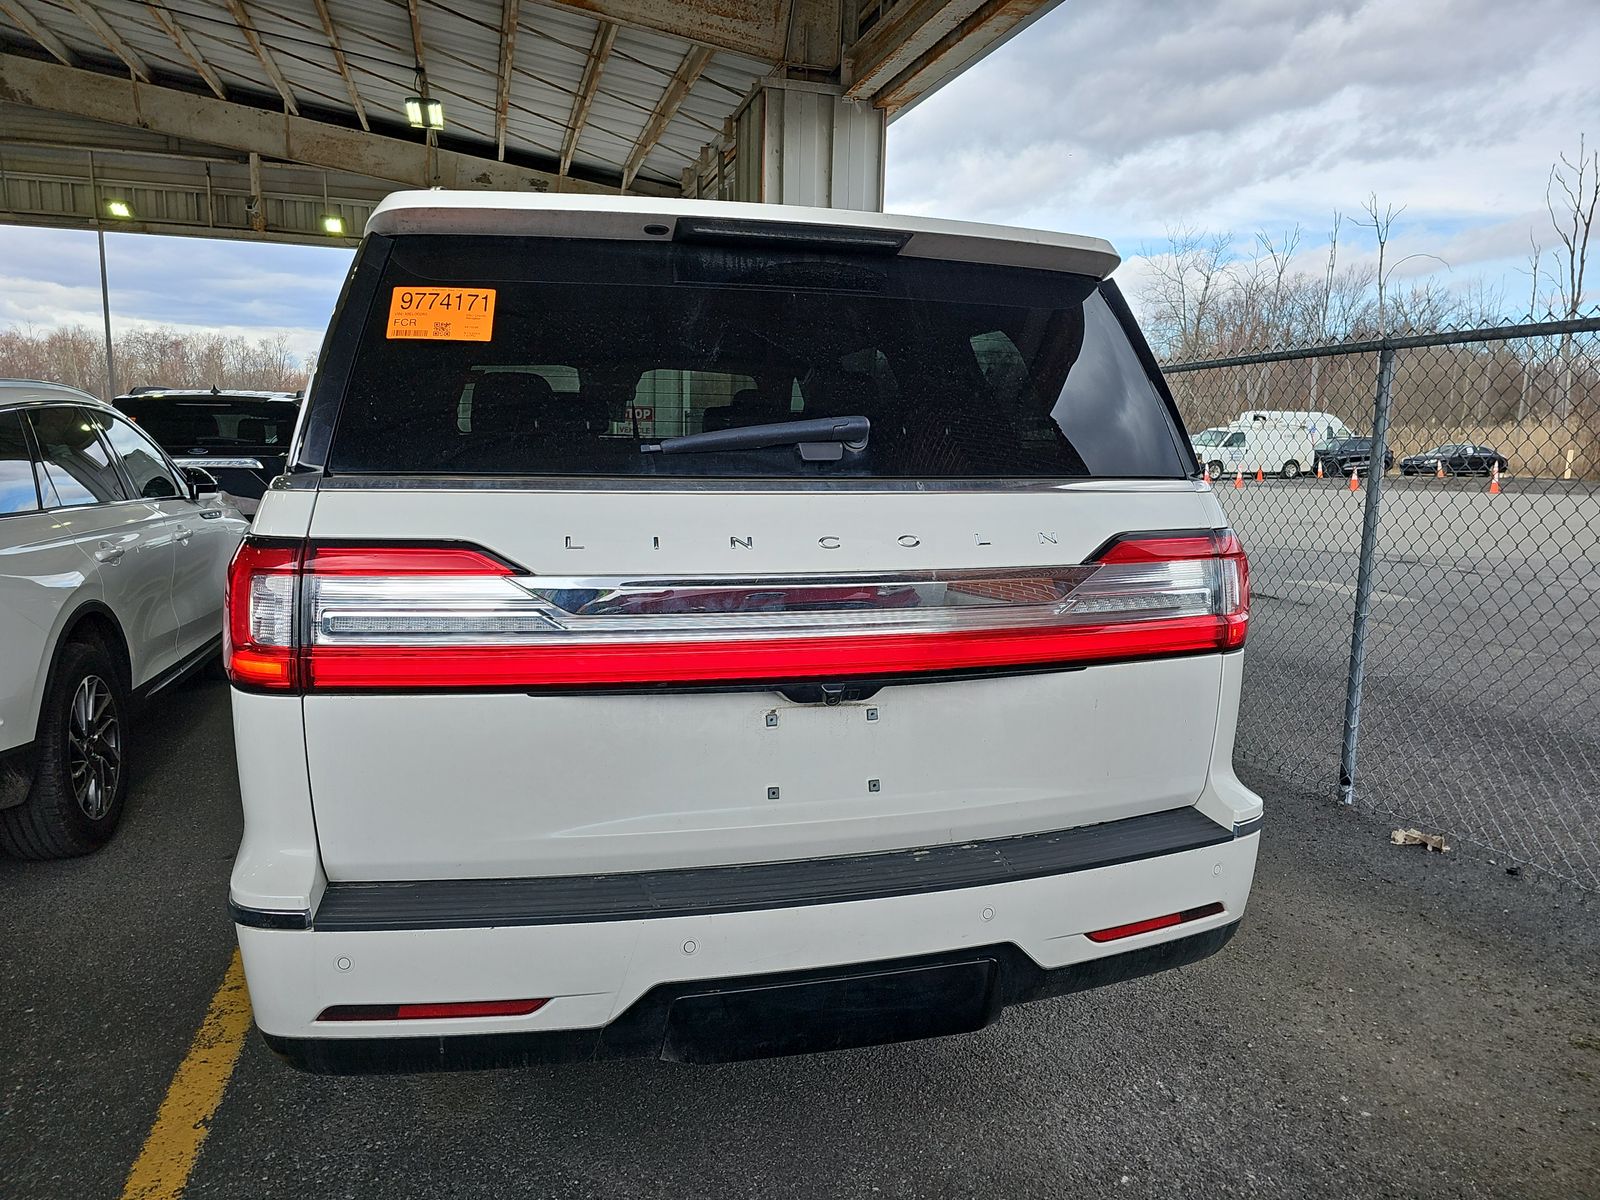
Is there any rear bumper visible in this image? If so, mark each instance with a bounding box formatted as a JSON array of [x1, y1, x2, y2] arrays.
[[262, 922, 1239, 1072], [235, 821, 1259, 1071]]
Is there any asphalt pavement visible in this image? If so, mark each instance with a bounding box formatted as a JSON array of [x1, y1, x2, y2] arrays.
[[2, 675, 1597, 1200]]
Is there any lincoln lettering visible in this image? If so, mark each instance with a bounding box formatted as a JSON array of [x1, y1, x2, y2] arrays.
[[551, 532, 1061, 551]]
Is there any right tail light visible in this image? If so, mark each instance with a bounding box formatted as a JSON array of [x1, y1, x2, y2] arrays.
[[224, 530, 1248, 693]]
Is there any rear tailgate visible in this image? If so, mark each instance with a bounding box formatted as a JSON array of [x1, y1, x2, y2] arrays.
[[266, 220, 1238, 882], [300, 485, 1231, 879]]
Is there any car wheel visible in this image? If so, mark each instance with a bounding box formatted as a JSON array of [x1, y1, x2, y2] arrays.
[[0, 638, 131, 859], [1280, 460, 1301, 480], [1207, 460, 1225, 479]]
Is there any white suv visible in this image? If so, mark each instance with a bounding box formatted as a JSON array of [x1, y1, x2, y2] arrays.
[[0, 381, 248, 857], [227, 195, 1262, 1071]]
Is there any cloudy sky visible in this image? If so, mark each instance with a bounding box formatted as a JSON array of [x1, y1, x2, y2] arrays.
[[2, 0, 1596, 362]]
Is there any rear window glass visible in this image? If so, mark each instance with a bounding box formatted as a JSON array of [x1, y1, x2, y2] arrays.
[[325, 236, 1190, 479], [116, 397, 296, 452]]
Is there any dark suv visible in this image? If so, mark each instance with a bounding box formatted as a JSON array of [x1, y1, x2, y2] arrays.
[[1315, 436, 1393, 477], [113, 388, 301, 514]]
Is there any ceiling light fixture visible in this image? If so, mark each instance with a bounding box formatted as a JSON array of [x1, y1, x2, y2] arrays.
[[404, 95, 444, 131]]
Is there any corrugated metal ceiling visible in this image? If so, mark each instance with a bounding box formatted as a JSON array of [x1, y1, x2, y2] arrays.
[[0, 0, 775, 190]]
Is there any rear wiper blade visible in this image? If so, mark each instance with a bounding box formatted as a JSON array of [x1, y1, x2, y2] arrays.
[[641, 416, 869, 462]]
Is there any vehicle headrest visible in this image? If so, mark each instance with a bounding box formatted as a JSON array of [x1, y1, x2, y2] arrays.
[[469, 373, 555, 432], [235, 417, 270, 443]]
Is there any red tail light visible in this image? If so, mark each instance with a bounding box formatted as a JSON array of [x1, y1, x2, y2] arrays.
[[224, 530, 1249, 693], [224, 539, 304, 690]]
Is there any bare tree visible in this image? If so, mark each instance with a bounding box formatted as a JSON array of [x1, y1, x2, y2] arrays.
[[1355, 193, 1402, 336], [0, 324, 312, 395], [1141, 226, 1236, 357], [1320, 212, 1343, 338], [1516, 233, 1546, 420], [1546, 133, 1598, 320], [1545, 133, 1599, 451]]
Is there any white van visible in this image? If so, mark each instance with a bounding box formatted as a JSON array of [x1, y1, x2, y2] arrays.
[[1236, 410, 1350, 444], [226, 193, 1261, 1071], [1196, 424, 1317, 480]]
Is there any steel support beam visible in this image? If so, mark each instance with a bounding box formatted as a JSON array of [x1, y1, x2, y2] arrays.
[[144, 2, 228, 100], [312, 0, 369, 131], [0, 0, 78, 67], [621, 44, 710, 190], [560, 18, 614, 176], [0, 133, 381, 246], [223, 0, 299, 115], [544, 0, 815, 66], [0, 53, 672, 195], [61, 0, 151, 82], [845, 0, 1057, 113], [493, 0, 520, 160]]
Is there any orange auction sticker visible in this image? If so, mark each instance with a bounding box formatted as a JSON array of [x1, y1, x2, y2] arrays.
[[386, 287, 496, 341]]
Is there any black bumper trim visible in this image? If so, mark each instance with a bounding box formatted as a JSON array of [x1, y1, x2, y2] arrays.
[[230, 900, 312, 930], [1232, 815, 1263, 837], [309, 806, 1237, 933], [262, 921, 1239, 1073]]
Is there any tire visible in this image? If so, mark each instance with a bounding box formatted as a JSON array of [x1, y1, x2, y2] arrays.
[[0, 638, 131, 859], [1206, 460, 1225, 479], [1280, 460, 1301, 480]]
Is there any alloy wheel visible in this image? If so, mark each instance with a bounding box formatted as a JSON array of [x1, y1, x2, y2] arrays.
[[66, 675, 121, 821]]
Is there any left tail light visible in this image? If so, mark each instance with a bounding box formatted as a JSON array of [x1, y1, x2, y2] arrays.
[[225, 530, 1248, 693], [224, 539, 304, 690]]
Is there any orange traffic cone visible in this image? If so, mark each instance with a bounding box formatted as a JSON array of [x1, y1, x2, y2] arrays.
[[1436, 460, 1445, 478], [1255, 468, 1264, 482], [1348, 464, 1360, 492], [1316, 460, 1324, 479], [1234, 468, 1244, 489], [1202, 464, 1211, 484], [1489, 463, 1501, 495]]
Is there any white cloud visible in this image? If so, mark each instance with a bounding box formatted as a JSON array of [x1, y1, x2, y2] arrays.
[[886, 0, 1600, 310], [0, 226, 350, 361]]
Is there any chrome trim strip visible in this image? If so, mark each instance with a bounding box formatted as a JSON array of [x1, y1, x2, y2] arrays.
[[175, 456, 266, 470]]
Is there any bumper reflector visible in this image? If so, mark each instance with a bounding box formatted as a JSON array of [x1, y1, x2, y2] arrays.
[[316, 998, 548, 1022], [1085, 901, 1226, 943]]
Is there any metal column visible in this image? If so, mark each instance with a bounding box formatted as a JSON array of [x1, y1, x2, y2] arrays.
[[1339, 345, 1396, 805]]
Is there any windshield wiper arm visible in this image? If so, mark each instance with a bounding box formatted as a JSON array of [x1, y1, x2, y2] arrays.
[[642, 416, 869, 461]]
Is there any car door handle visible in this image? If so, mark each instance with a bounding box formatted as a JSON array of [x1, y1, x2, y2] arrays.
[[94, 543, 125, 564], [175, 526, 193, 545]]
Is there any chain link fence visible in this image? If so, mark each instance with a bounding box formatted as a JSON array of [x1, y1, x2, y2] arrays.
[[1164, 313, 1600, 889]]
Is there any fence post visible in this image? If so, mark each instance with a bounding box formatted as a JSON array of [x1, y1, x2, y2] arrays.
[[1339, 345, 1396, 806]]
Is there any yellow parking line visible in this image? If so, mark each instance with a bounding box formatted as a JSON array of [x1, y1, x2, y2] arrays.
[[120, 949, 252, 1200]]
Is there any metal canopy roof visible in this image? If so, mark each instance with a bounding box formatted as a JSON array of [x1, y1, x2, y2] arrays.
[[0, 1, 1062, 244]]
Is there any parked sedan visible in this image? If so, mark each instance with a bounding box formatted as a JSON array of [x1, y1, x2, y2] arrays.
[[1399, 443, 1509, 476], [1314, 436, 1394, 477]]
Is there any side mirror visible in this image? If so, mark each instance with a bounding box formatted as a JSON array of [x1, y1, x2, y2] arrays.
[[183, 466, 220, 498]]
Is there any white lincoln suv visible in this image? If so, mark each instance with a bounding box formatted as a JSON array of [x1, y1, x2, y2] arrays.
[[226, 194, 1262, 1071], [0, 381, 248, 857]]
